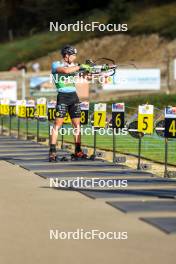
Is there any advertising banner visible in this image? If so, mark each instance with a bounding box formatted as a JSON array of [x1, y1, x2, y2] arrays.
[[102, 69, 160, 91], [0, 81, 17, 100]]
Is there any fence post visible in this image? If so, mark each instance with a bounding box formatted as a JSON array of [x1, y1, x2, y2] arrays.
[[17, 117, 20, 139], [137, 134, 142, 170], [1, 116, 3, 135], [112, 128, 116, 163], [21, 69, 26, 100], [164, 138, 168, 178]]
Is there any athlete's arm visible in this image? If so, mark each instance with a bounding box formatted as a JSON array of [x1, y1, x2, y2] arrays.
[[52, 61, 80, 74], [56, 63, 93, 74], [56, 66, 80, 74]]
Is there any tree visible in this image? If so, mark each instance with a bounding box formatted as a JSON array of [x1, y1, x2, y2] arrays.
[[108, 0, 132, 24]]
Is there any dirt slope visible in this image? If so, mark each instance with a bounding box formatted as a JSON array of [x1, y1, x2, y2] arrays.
[[27, 34, 176, 70]]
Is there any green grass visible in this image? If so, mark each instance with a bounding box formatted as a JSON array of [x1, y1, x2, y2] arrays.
[[0, 9, 108, 71], [2, 115, 176, 165], [128, 2, 176, 38], [92, 94, 176, 120], [0, 31, 91, 70], [108, 94, 176, 114]]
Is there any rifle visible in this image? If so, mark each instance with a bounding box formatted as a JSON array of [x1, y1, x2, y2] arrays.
[[79, 57, 137, 77]]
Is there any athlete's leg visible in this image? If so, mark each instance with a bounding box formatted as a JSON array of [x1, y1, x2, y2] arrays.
[[68, 93, 86, 158], [49, 118, 64, 161], [49, 96, 68, 160], [51, 117, 64, 145], [71, 117, 87, 158], [69, 97, 81, 153], [71, 117, 81, 152]]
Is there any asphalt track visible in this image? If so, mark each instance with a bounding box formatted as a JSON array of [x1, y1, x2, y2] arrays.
[[0, 135, 176, 264]]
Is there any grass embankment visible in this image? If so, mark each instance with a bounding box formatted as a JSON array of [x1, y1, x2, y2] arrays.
[[0, 3, 176, 70]]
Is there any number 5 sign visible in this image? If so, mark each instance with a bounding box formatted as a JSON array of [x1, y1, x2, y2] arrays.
[[138, 105, 154, 134], [94, 103, 106, 128], [165, 106, 176, 138]]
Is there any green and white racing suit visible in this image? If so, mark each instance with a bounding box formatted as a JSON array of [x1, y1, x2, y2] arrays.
[[52, 60, 81, 119]]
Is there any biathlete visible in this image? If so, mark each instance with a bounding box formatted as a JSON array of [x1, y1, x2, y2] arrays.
[[49, 45, 91, 161]]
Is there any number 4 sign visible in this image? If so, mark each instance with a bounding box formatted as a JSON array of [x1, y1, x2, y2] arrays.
[[138, 105, 154, 134], [94, 103, 106, 128], [165, 106, 176, 138]]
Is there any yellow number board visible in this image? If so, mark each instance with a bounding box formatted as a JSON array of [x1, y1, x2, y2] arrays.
[[47, 101, 56, 121], [94, 103, 106, 128], [37, 98, 47, 118], [26, 100, 35, 118], [17, 100, 26, 118], [164, 106, 176, 138], [0, 99, 10, 115], [80, 101, 89, 125], [138, 105, 154, 134], [9, 100, 16, 116]]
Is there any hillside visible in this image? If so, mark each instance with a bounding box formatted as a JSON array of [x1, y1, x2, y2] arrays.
[[0, 2, 176, 71], [27, 34, 176, 71]]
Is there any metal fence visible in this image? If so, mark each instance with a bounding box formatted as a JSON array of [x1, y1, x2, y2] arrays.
[[1, 100, 176, 178]]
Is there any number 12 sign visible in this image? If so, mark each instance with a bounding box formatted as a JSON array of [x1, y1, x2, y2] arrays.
[[165, 106, 176, 138], [26, 100, 35, 119], [138, 105, 154, 134]]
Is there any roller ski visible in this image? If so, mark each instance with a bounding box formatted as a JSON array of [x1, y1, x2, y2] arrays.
[[71, 150, 88, 161], [49, 150, 57, 162]]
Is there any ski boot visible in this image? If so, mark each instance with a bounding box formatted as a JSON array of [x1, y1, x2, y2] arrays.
[[49, 150, 57, 162], [60, 156, 69, 162], [71, 150, 87, 161]]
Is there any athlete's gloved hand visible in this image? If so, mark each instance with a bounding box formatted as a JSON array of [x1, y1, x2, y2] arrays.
[[79, 64, 92, 72], [101, 64, 110, 71]]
